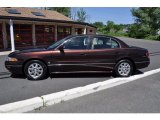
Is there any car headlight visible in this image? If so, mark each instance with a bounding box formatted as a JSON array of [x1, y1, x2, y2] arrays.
[[6, 57, 18, 62]]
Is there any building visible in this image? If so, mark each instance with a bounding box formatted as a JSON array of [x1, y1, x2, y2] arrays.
[[0, 7, 96, 51]]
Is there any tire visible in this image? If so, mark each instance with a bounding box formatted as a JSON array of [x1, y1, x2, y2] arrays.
[[114, 59, 133, 77], [24, 60, 48, 80]]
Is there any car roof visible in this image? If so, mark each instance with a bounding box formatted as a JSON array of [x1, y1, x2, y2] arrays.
[[65, 34, 129, 48], [68, 34, 126, 42], [68, 34, 118, 38]]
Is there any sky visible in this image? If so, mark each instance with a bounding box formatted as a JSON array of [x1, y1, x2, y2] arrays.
[[71, 7, 135, 24]]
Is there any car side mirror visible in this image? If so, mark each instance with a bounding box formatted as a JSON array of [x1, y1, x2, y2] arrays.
[[58, 45, 64, 52]]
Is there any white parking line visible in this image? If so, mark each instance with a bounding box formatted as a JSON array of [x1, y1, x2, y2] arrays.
[[0, 68, 160, 113]]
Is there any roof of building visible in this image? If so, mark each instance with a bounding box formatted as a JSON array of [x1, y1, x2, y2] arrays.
[[0, 7, 72, 21], [0, 7, 96, 28]]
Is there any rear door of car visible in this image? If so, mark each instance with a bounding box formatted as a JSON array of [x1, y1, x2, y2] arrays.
[[86, 36, 120, 72]]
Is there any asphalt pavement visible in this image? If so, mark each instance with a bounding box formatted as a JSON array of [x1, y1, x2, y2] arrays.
[[31, 72, 160, 113], [0, 37, 160, 107]]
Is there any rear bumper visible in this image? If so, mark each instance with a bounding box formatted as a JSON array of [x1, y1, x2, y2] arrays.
[[5, 61, 23, 74], [135, 61, 150, 69]]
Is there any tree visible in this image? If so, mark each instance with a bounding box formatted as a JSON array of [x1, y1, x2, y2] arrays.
[[128, 7, 160, 39], [113, 24, 122, 32], [46, 7, 71, 17], [128, 23, 151, 38], [105, 21, 115, 32], [105, 21, 122, 33], [76, 8, 87, 22], [93, 22, 104, 28], [93, 22, 105, 34]]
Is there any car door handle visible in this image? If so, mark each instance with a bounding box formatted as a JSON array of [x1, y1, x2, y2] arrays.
[[80, 53, 87, 56], [115, 52, 120, 55]]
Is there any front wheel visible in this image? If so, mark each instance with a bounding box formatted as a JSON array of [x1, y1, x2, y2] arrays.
[[114, 59, 133, 77], [24, 60, 47, 80]]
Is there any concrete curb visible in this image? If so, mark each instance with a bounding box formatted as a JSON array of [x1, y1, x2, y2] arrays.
[[42, 68, 160, 107], [0, 97, 43, 113], [0, 68, 160, 113], [0, 51, 12, 56]]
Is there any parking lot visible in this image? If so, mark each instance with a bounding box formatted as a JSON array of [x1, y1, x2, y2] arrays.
[[0, 37, 160, 108]]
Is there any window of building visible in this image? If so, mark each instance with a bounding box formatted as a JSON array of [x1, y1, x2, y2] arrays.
[[0, 24, 3, 49], [91, 37, 119, 49], [7, 9, 21, 14], [6, 24, 32, 48], [57, 26, 71, 40], [35, 25, 55, 46], [75, 28, 83, 35], [31, 12, 45, 17]]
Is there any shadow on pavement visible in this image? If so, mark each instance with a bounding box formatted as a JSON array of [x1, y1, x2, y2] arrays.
[[11, 74, 26, 79], [134, 70, 144, 75], [3, 70, 144, 81], [50, 73, 113, 79], [0, 73, 26, 80], [50, 70, 143, 79], [27, 73, 113, 81]]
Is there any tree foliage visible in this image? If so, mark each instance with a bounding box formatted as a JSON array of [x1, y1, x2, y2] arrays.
[[128, 7, 160, 40], [46, 7, 71, 17], [93, 22, 104, 28], [93, 22, 105, 34], [105, 21, 126, 33], [76, 8, 87, 22], [93, 20, 129, 36], [105, 21, 115, 32], [93, 8, 160, 40]]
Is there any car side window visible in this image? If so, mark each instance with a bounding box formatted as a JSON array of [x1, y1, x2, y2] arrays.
[[63, 36, 89, 50], [91, 37, 119, 49], [111, 39, 119, 48]]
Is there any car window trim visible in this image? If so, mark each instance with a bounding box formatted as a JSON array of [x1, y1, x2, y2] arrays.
[[110, 38, 121, 48]]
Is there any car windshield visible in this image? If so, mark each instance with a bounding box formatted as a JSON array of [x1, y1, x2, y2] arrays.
[[47, 38, 66, 50]]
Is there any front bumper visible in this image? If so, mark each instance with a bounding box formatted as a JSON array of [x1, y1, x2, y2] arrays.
[[5, 61, 23, 74]]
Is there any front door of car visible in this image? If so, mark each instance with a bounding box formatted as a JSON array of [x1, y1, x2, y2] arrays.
[[50, 36, 91, 73], [87, 36, 120, 72]]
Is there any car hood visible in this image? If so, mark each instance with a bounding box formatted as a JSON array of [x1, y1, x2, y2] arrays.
[[8, 47, 46, 57]]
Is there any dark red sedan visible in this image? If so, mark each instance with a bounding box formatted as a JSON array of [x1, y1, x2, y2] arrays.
[[5, 35, 150, 80]]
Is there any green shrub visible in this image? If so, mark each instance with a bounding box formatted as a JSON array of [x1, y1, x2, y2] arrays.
[[145, 35, 160, 41], [104, 31, 128, 37]]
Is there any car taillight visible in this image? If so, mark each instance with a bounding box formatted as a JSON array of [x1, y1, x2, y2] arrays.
[[146, 52, 149, 57]]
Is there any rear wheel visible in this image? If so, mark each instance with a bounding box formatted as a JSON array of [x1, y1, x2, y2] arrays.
[[24, 60, 47, 80], [114, 59, 133, 77]]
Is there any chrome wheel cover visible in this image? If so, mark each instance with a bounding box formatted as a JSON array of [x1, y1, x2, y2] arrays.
[[118, 62, 131, 76], [28, 63, 43, 79]]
